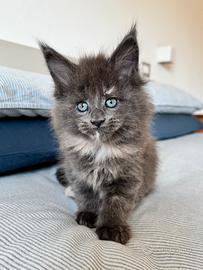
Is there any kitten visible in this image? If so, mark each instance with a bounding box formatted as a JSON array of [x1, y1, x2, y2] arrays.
[[40, 26, 158, 245]]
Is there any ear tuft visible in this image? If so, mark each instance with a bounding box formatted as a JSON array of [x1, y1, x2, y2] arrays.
[[110, 24, 139, 79], [39, 41, 77, 94], [39, 42, 58, 63]]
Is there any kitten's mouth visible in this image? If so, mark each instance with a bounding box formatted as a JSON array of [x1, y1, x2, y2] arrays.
[[93, 127, 104, 132], [91, 123, 121, 139], [78, 121, 122, 141], [90, 126, 105, 139], [92, 127, 102, 136]]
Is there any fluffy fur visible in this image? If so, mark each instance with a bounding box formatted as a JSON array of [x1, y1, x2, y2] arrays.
[[40, 26, 158, 244]]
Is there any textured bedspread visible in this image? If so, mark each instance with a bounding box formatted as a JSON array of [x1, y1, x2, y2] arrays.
[[0, 134, 203, 270]]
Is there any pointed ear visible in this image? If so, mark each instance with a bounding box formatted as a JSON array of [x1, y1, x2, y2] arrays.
[[39, 42, 77, 90], [110, 25, 139, 79]]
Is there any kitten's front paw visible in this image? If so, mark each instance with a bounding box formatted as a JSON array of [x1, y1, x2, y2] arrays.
[[96, 225, 130, 244], [76, 211, 97, 228]]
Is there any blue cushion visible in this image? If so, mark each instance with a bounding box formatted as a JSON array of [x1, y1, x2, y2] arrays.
[[0, 114, 202, 175], [0, 117, 58, 175], [152, 114, 203, 140]]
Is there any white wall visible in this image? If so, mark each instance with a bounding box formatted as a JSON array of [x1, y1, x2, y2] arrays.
[[0, 0, 203, 100]]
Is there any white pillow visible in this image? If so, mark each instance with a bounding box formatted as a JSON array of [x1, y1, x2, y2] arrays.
[[146, 81, 203, 114], [0, 65, 54, 117]]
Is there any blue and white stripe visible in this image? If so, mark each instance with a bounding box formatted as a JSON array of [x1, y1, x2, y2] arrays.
[[0, 65, 54, 117], [1, 65, 203, 118], [0, 134, 203, 270]]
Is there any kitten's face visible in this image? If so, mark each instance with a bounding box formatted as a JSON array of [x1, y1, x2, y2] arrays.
[[60, 55, 139, 141], [40, 26, 148, 142], [70, 84, 124, 140]]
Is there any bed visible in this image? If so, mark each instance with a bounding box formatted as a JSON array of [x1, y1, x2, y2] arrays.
[[0, 133, 203, 270], [0, 40, 203, 270]]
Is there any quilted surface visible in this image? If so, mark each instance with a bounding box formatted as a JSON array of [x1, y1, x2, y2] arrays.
[[0, 134, 203, 270]]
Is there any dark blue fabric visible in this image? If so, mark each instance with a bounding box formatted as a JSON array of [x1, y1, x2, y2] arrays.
[[0, 117, 58, 175], [0, 114, 202, 175], [151, 114, 203, 140]]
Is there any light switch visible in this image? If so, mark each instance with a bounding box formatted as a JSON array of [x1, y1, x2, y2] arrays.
[[140, 62, 151, 78], [156, 46, 173, 64]]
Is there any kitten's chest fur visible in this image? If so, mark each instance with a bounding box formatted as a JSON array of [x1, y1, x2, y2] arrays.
[[63, 134, 137, 191]]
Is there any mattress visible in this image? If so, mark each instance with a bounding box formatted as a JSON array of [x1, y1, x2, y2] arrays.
[[0, 133, 203, 270]]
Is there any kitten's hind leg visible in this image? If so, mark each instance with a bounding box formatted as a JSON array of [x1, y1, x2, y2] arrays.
[[56, 167, 75, 199], [56, 167, 69, 187]]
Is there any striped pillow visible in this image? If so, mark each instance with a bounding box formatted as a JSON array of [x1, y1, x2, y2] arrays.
[[1, 65, 203, 118], [0, 65, 54, 117], [146, 81, 203, 114]]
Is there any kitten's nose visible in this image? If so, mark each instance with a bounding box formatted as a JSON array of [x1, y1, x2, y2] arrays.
[[91, 119, 105, 128]]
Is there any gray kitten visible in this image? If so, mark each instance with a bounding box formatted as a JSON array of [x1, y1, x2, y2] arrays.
[[40, 26, 158, 245]]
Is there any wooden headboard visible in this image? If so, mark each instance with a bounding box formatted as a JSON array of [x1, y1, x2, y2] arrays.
[[0, 39, 48, 74]]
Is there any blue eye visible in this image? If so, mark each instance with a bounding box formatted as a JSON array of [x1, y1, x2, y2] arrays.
[[77, 101, 88, 112], [105, 98, 118, 108]]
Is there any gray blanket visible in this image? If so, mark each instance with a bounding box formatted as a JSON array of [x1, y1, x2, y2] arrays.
[[0, 133, 203, 270]]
